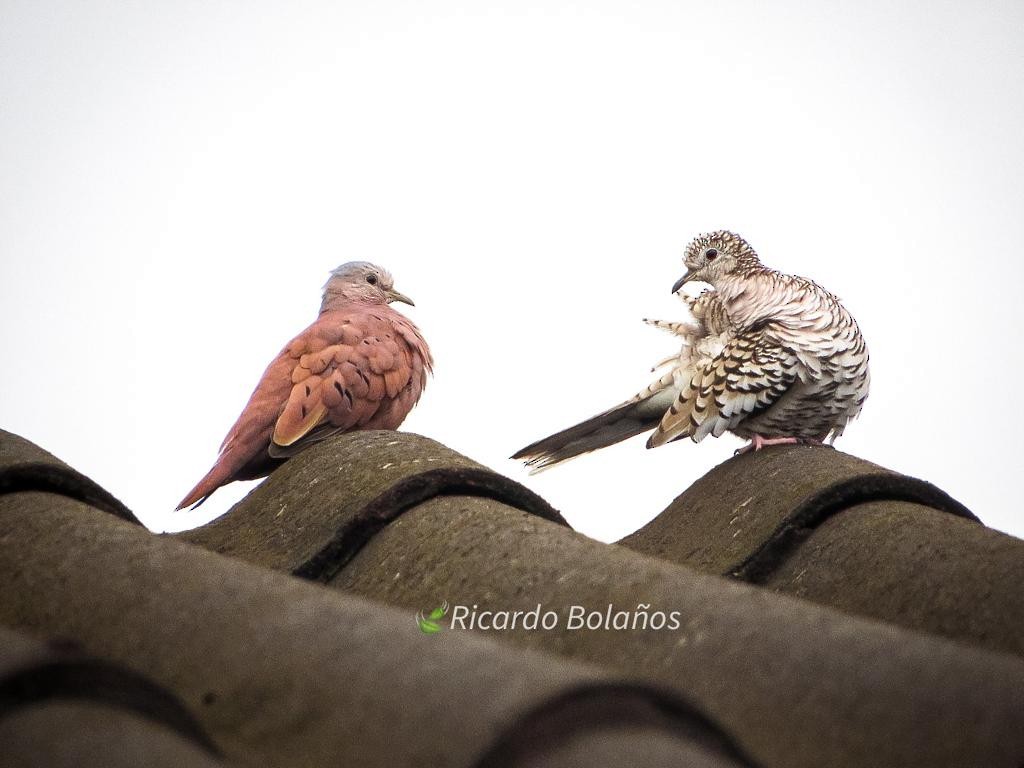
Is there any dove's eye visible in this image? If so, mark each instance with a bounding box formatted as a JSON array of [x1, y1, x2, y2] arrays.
[[705, 248, 718, 261], [366, 274, 378, 285]]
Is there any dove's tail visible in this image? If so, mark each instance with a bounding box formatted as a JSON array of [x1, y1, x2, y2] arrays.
[[176, 432, 281, 511], [175, 454, 245, 511], [512, 387, 677, 474]]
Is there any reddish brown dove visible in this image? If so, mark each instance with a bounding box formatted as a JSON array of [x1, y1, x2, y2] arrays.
[[177, 262, 432, 509]]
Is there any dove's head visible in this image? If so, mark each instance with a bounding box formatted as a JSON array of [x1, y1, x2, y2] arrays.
[[321, 261, 415, 311], [672, 230, 761, 292]]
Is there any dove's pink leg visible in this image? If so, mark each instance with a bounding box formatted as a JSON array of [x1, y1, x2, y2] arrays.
[[735, 435, 822, 455]]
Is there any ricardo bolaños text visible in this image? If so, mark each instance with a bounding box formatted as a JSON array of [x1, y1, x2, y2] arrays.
[[449, 603, 682, 632]]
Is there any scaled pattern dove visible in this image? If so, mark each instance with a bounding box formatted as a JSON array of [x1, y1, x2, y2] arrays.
[[177, 262, 432, 509], [513, 231, 869, 471]]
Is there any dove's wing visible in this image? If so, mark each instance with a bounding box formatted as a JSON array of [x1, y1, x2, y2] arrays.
[[270, 310, 426, 451], [647, 324, 799, 448], [513, 313, 726, 472]]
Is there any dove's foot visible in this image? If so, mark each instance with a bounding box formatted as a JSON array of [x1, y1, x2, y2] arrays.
[[735, 435, 821, 455]]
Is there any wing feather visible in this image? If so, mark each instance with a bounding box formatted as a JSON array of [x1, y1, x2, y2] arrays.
[[647, 325, 797, 447], [270, 312, 423, 451]]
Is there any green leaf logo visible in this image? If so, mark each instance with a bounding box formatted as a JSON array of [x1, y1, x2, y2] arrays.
[[416, 601, 449, 635]]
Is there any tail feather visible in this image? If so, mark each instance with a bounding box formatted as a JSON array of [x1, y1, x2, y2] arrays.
[[176, 438, 275, 510], [512, 388, 676, 473], [176, 460, 235, 510]]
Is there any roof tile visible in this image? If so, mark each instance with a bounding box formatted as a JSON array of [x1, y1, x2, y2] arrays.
[[174, 432, 1024, 768], [0, 427, 137, 523], [0, 477, 756, 768], [619, 445, 1024, 656], [620, 444, 975, 578], [0, 625, 220, 768], [181, 430, 565, 579]]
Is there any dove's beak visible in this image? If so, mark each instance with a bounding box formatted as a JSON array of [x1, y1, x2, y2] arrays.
[[671, 269, 697, 294], [386, 288, 415, 306]]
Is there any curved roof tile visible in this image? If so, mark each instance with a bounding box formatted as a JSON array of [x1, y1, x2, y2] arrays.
[[0, 479, 756, 768], [619, 445, 1024, 656], [6, 427, 1024, 768], [182, 430, 565, 580], [0, 625, 220, 768], [620, 445, 975, 579], [173, 432, 1024, 768], [0, 428, 137, 523]]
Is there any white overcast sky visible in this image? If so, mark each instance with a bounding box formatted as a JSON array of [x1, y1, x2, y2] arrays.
[[2, 1, 1022, 541]]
